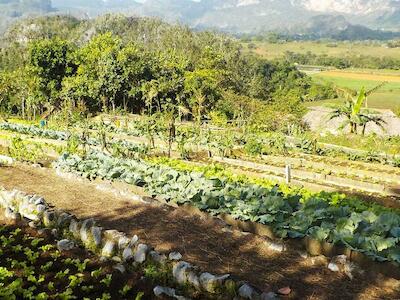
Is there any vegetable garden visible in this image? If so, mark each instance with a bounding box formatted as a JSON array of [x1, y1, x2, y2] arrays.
[[1, 117, 400, 299]]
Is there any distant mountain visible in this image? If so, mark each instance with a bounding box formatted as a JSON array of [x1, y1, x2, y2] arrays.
[[0, 0, 53, 33], [291, 14, 400, 40], [2, 0, 400, 39], [51, 0, 400, 35]]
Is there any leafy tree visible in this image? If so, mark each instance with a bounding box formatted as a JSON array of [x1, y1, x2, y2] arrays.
[[67, 33, 123, 112], [28, 38, 74, 106]]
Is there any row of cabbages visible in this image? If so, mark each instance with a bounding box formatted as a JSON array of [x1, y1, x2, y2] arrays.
[[0, 122, 69, 140], [0, 187, 276, 300], [54, 151, 400, 265]]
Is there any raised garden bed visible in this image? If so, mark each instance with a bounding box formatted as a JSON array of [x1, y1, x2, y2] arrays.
[[53, 151, 400, 268]]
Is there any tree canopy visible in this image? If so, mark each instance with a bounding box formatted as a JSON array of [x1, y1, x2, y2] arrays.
[[0, 14, 335, 128]]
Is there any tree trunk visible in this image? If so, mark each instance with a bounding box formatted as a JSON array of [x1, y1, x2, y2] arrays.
[[123, 96, 127, 112], [101, 96, 108, 112], [168, 115, 175, 158], [111, 99, 116, 113], [21, 98, 25, 119]]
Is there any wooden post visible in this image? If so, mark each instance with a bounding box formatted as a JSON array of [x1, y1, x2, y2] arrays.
[[285, 164, 292, 184]]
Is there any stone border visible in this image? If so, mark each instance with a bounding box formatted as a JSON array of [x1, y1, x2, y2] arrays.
[[0, 186, 279, 300]]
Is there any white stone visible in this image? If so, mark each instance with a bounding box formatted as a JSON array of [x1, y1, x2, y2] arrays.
[[149, 251, 167, 265], [91, 226, 102, 247], [118, 236, 130, 250], [43, 210, 56, 227], [153, 286, 176, 297], [34, 197, 45, 205], [113, 263, 126, 273], [129, 235, 139, 247], [134, 244, 148, 263], [57, 239, 75, 251], [265, 241, 285, 252], [169, 251, 182, 261], [122, 247, 134, 261], [173, 261, 192, 284], [199, 272, 230, 293], [328, 262, 340, 272], [101, 241, 115, 258], [69, 219, 80, 237], [0, 155, 13, 165], [238, 284, 259, 299]]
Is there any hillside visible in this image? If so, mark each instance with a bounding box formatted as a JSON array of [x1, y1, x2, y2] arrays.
[[50, 0, 400, 36], [0, 0, 54, 34], [2, 1, 400, 38]]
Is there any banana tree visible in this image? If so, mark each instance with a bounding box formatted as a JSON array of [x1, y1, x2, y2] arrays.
[[358, 113, 386, 136], [329, 87, 366, 134], [329, 83, 386, 134]]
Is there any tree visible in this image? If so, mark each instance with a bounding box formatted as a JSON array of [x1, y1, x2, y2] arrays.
[[359, 113, 386, 136], [184, 69, 220, 124], [329, 84, 387, 135], [29, 38, 74, 108], [117, 43, 150, 112], [71, 33, 123, 112]]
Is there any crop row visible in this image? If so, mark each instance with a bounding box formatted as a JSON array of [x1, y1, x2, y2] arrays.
[[4, 121, 400, 169], [0, 122, 149, 159], [54, 151, 400, 265]]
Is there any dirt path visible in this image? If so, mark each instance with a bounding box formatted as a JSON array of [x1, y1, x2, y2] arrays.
[[1, 164, 399, 299]]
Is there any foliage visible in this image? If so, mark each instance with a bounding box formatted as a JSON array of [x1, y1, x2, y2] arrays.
[[329, 85, 387, 135], [0, 15, 333, 124], [0, 224, 176, 299], [55, 151, 400, 263], [8, 136, 45, 163], [284, 50, 400, 70]]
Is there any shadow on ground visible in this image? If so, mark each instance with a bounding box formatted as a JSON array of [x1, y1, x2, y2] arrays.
[[1, 164, 399, 299]]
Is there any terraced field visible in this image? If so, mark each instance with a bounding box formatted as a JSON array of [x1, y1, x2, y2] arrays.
[[1, 119, 400, 299]]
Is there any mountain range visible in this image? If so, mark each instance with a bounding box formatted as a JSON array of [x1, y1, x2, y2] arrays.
[[2, 0, 400, 38]]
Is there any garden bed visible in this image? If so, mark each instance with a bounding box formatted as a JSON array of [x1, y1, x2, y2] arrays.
[[212, 156, 400, 197], [0, 216, 164, 299], [2, 163, 400, 299]]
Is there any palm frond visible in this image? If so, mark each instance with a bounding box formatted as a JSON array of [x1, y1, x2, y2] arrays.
[[366, 81, 387, 96]]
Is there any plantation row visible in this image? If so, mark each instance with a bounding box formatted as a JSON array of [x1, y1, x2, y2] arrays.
[[0, 122, 150, 158], [55, 151, 400, 265], [2, 121, 400, 168]]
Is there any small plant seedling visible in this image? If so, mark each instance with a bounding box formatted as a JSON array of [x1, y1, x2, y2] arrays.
[[100, 274, 112, 287]]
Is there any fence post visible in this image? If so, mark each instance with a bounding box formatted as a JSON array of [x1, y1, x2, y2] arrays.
[[285, 164, 292, 184]]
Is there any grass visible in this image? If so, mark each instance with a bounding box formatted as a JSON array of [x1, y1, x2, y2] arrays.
[[243, 41, 400, 60], [309, 71, 400, 111]]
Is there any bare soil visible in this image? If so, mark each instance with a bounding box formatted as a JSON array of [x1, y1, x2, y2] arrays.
[[1, 164, 400, 299]]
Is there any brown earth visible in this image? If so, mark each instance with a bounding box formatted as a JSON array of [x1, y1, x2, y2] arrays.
[[1, 163, 400, 300]]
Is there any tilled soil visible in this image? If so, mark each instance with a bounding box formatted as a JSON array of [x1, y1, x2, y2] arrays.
[[1, 164, 400, 300]]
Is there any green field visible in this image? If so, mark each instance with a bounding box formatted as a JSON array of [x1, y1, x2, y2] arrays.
[[309, 70, 400, 111], [244, 41, 400, 60]]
